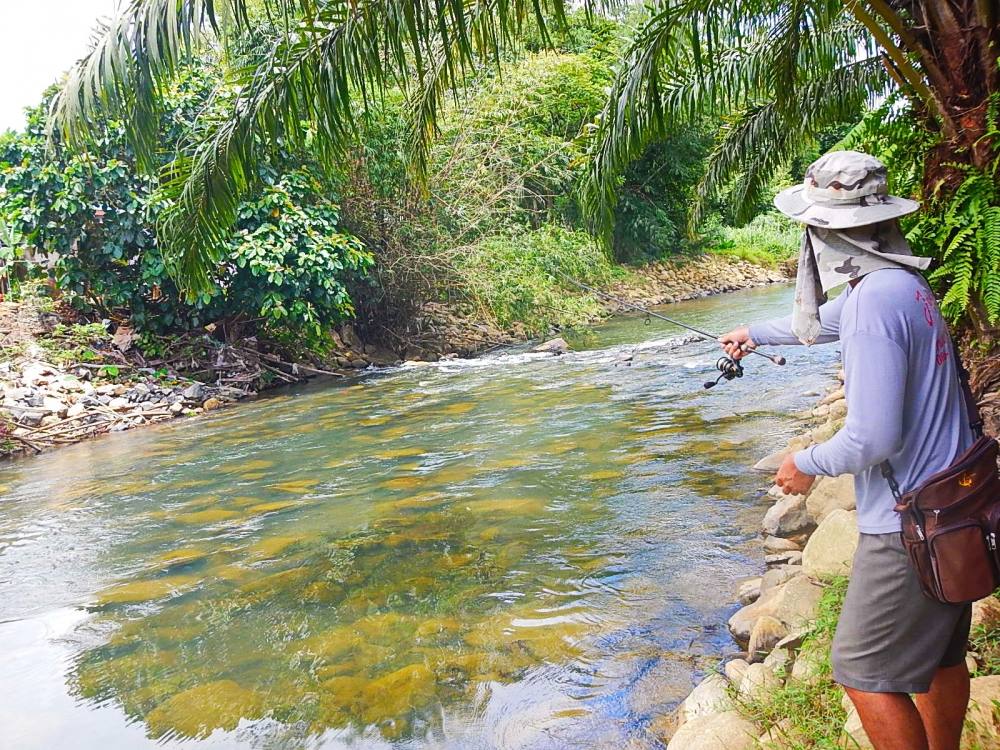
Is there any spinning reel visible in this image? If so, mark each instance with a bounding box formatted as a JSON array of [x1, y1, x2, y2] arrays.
[[704, 357, 745, 389]]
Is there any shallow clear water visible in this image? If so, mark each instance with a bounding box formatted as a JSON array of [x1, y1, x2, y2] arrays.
[[0, 285, 839, 750]]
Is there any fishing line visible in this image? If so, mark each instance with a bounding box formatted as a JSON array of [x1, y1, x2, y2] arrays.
[[553, 271, 787, 389]]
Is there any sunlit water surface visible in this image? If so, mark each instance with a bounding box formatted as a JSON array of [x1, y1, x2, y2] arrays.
[[0, 285, 839, 750]]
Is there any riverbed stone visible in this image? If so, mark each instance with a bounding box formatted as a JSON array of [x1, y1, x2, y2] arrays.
[[964, 675, 1000, 749], [763, 646, 792, 678], [761, 565, 801, 596], [724, 658, 750, 686], [763, 535, 801, 553], [728, 575, 824, 644], [666, 711, 757, 750], [762, 493, 813, 538], [753, 450, 788, 473], [802, 509, 859, 581], [677, 673, 732, 726], [789, 644, 826, 684], [737, 577, 762, 606], [840, 707, 873, 749], [747, 616, 788, 662], [764, 551, 802, 567], [821, 387, 845, 405], [810, 420, 841, 444], [805, 474, 856, 523], [532, 337, 569, 355], [738, 662, 781, 701], [971, 595, 1000, 631]]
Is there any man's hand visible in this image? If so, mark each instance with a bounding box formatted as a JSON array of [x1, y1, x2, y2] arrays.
[[718, 326, 757, 360], [775, 453, 816, 495]]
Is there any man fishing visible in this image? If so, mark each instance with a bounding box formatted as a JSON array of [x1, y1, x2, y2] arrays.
[[719, 151, 974, 750]]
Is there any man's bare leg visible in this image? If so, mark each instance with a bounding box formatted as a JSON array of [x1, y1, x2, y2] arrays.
[[913, 662, 970, 750], [845, 687, 929, 750]]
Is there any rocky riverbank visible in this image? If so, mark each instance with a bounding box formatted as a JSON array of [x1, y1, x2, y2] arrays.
[[662, 379, 1000, 749], [0, 253, 789, 461]]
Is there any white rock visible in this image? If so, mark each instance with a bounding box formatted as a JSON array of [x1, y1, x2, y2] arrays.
[[41, 396, 67, 418], [820, 387, 845, 405], [108, 397, 131, 411], [753, 450, 787, 473], [761, 565, 801, 596], [728, 575, 824, 643], [66, 403, 86, 418], [724, 659, 750, 686], [802, 509, 859, 581], [666, 711, 757, 750], [738, 662, 780, 701]]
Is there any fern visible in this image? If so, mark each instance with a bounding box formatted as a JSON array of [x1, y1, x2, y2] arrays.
[[911, 159, 1000, 324]]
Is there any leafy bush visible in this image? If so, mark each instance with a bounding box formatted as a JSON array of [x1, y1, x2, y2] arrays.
[[706, 211, 801, 268], [0, 60, 371, 343], [460, 225, 618, 332], [838, 97, 1000, 327]]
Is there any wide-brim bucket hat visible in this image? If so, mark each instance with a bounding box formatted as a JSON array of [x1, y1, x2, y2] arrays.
[[774, 150, 920, 229]]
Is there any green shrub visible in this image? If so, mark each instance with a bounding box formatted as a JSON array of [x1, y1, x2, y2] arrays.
[[0, 59, 371, 343], [460, 225, 618, 332], [706, 212, 800, 268], [738, 577, 849, 749]]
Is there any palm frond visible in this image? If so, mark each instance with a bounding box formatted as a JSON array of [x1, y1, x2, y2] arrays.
[[52, 0, 580, 294]]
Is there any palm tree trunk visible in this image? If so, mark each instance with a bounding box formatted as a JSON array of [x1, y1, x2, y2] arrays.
[[904, 1, 1000, 184]]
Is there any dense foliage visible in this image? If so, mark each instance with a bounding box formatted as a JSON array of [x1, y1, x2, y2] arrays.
[[0, 63, 372, 341]]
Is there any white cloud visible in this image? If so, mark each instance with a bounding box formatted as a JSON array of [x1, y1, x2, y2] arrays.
[[0, 0, 122, 132]]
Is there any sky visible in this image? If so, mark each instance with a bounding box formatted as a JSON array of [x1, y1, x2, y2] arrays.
[[0, 1, 122, 132]]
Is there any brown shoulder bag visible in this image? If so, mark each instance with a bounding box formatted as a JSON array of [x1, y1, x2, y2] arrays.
[[887, 339, 1000, 605]]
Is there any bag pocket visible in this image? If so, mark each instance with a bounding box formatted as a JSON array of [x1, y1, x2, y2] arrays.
[[927, 521, 998, 604]]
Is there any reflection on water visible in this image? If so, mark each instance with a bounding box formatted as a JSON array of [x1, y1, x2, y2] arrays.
[[0, 285, 839, 749]]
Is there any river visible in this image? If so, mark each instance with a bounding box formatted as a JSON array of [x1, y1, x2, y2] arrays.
[[0, 284, 839, 750]]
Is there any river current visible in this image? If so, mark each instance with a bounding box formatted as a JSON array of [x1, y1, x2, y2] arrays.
[[0, 284, 839, 749]]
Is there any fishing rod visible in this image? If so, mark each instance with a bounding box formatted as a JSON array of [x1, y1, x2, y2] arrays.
[[556, 273, 787, 389]]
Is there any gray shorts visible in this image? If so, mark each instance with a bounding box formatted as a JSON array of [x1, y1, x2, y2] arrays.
[[831, 532, 971, 694]]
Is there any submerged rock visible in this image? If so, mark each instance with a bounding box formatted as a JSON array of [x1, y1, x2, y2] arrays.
[[145, 680, 267, 739], [532, 337, 570, 354]]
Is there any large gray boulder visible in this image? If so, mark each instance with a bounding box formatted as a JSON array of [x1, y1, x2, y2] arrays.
[[666, 711, 758, 750], [805, 474, 856, 523], [802, 509, 859, 581], [763, 493, 813, 538]]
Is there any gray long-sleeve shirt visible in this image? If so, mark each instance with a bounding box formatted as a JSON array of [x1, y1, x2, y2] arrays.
[[749, 268, 973, 534]]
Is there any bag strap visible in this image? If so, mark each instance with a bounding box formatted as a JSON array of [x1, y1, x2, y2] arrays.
[[951, 334, 985, 439], [882, 333, 982, 501]]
